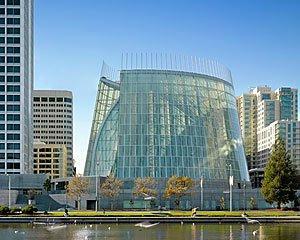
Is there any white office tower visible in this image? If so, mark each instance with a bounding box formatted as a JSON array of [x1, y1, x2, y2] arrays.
[[0, 0, 34, 174], [33, 90, 74, 176]]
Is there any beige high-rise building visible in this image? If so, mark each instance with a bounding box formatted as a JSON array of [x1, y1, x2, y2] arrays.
[[33, 90, 73, 176], [33, 141, 67, 179]]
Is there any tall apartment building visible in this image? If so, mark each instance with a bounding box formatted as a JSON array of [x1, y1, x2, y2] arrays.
[[257, 120, 300, 176], [236, 93, 257, 169], [237, 86, 299, 186], [33, 90, 73, 176], [0, 0, 34, 174]]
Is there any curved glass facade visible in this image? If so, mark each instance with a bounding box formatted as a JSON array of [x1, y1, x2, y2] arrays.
[[85, 66, 249, 181], [84, 78, 119, 175]]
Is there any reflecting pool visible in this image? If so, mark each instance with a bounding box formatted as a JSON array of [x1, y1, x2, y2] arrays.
[[0, 223, 299, 240]]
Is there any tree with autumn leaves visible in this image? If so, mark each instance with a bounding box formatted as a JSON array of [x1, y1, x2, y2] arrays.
[[164, 175, 194, 209], [100, 175, 123, 210], [66, 175, 89, 210], [133, 177, 157, 198]]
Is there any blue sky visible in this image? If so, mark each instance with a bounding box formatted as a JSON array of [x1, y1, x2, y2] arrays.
[[35, 0, 300, 173]]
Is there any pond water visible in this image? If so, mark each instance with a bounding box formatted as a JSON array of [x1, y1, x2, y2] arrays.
[[0, 223, 299, 240]]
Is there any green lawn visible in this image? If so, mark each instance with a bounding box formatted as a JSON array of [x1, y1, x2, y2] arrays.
[[48, 210, 300, 217]]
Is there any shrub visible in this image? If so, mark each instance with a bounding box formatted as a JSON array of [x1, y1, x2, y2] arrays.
[[0, 205, 10, 215], [10, 207, 21, 214], [21, 205, 38, 214]]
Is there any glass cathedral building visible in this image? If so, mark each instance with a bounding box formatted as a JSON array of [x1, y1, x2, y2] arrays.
[[84, 57, 249, 183]]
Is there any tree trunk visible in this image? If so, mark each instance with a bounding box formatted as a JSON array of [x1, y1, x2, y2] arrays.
[[277, 202, 281, 209], [78, 197, 81, 210]]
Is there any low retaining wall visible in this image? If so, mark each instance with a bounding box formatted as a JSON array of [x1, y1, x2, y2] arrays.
[[0, 216, 299, 224]]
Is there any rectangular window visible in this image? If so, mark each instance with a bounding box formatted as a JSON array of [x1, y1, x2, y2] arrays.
[[0, 47, 4, 53], [7, 66, 20, 73], [0, 104, 4, 111], [0, 8, 4, 15], [7, 18, 20, 25], [7, 114, 20, 121], [0, 85, 4, 91], [64, 98, 72, 103], [0, 133, 4, 140], [0, 0, 4, 5], [7, 56, 20, 63], [0, 37, 4, 43], [0, 95, 4, 101], [33, 97, 40, 102], [0, 56, 4, 63], [7, 37, 20, 44], [7, 0, 20, 6], [7, 85, 20, 92], [7, 153, 20, 159], [7, 162, 20, 169], [0, 124, 4, 130], [7, 124, 19, 130], [7, 104, 20, 111], [7, 47, 20, 54], [7, 143, 20, 150], [7, 75, 20, 82], [7, 133, 20, 140], [0, 27, 4, 34], [7, 95, 20, 102], [7, 27, 20, 35], [0, 114, 4, 120], [0, 18, 4, 24], [7, 8, 20, 15], [0, 76, 4, 82]]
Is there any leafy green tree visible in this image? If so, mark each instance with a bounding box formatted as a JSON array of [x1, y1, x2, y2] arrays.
[[43, 178, 51, 192], [261, 138, 297, 209]]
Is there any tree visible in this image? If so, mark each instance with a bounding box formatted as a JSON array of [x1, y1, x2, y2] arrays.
[[100, 175, 123, 210], [261, 138, 297, 209], [164, 175, 194, 209], [43, 178, 51, 192], [133, 177, 157, 198], [219, 196, 225, 210], [66, 175, 89, 210], [249, 197, 256, 210]]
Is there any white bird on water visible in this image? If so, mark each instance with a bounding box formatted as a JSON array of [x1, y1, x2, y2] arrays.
[[135, 222, 159, 228], [108, 226, 111, 230], [253, 229, 259, 236], [245, 217, 261, 225]]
